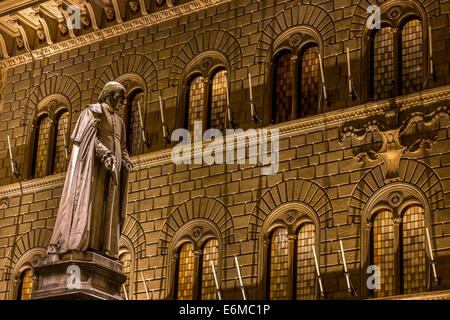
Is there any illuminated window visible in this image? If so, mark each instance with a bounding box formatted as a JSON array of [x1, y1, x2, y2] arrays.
[[120, 251, 131, 299], [175, 242, 195, 300], [372, 27, 395, 101], [268, 227, 289, 300], [209, 70, 227, 132], [299, 46, 319, 118], [296, 223, 315, 300], [273, 51, 294, 124], [17, 269, 34, 300], [32, 115, 51, 178], [371, 210, 395, 298], [123, 91, 144, 156], [401, 205, 426, 294], [187, 75, 205, 133], [52, 111, 69, 174], [200, 239, 219, 300], [400, 19, 423, 95]]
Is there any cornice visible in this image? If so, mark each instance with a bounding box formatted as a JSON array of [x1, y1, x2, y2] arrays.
[[0, 0, 229, 69], [0, 85, 448, 197]]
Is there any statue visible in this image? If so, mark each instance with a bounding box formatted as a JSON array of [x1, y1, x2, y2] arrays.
[[46, 81, 133, 260]]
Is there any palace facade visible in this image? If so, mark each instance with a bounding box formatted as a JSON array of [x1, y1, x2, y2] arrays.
[[0, 0, 449, 300]]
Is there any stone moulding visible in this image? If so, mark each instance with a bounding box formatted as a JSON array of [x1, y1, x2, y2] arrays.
[[0, 85, 448, 198], [0, 0, 230, 69]]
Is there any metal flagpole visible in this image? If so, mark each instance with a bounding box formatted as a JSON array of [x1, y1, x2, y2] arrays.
[[159, 95, 170, 144], [248, 73, 261, 123], [60, 117, 70, 162], [210, 260, 223, 300], [312, 246, 325, 298], [318, 53, 330, 107], [425, 227, 439, 288], [122, 284, 129, 300], [137, 100, 149, 147], [140, 271, 151, 300], [234, 256, 248, 300], [339, 240, 357, 296], [225, 75, 234, 129]]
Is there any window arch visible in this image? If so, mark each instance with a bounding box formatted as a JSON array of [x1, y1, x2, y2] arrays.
[[369, 15, 425, 101], [267, 227, 289, 300], [175, 242, 195, 300], [295, 223, 316, 300], [123, 89, 144, 156], [271, 41, 320, 124], [29, 99, 70, 179], [186, 74, 205, 134], [199, 239, 219, 300]]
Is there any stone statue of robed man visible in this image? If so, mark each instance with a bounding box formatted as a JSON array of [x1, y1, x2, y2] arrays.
[[46, 81, 133, 260]]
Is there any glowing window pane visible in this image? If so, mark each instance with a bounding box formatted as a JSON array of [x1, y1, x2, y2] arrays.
[[210, 70, 227, 132], [120, 252, 131, 299], [402, 205, 426, 294], [33, 115, 50, 178], [200, 239, 219, 300], [18, 269, 33, 300], [300, 46, 319, 118], [53, 111, 69, 174], [273, 52, 294, 124], [124, 91, 143, 156], [373, 27, 395, 100], [268, 227, 289, 300], [371, 210, 395, 298], [187, 76, 205, 134], [296, 223, 315, 300], [176, 242, 195, 300], [401, 19, 423, 95]]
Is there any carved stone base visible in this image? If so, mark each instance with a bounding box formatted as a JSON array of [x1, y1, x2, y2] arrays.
[[31, 251, 126, 300]]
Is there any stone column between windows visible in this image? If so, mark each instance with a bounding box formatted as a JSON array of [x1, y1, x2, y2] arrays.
[[393, 216, 402, 295], [287, 234, 296, 300], [202, 78, 210, 132], [192, 249, 202, 299], [291, 54, 299, 120]]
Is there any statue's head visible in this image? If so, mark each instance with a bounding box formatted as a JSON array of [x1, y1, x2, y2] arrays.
[[98, 81, 126, 110]]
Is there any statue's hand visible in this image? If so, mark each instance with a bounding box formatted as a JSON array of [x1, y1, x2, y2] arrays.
[[123, 160, 133, 172], [104, 154, 116, 172]]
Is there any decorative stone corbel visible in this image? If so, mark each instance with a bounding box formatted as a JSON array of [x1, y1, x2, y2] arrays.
[[110, 0, 123, 23], [33, 8, 54, 45], [9, 18, 31, 52]]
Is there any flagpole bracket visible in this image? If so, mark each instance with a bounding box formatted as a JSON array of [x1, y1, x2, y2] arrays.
[[250, 101, 262, 123]]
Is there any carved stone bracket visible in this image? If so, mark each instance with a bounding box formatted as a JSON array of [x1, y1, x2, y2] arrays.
[[340, 105, 450, 179]]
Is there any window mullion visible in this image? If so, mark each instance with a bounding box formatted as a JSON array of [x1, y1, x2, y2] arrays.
[[287, 234, 296, 300], [393, 216, 402, 295], [193, 249, 202, 300]]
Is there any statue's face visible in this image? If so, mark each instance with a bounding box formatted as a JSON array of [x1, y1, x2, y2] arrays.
[[129, 1, 139, 12], [16, 37, 24, 49], [111, 91, 125, 109], [81, 15, 90, 26], [37, 29, 45, 40], [104, 6, 115, 20]]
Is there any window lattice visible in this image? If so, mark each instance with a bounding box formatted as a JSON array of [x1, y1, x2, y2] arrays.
[[273, 52, 294, 124], [200, 239, 219, 300], [402, 205, 426, 294], [120, 252, 131, 299], [210, 70, 227, 132], [373, 27, 395, 100], [268, 227, 289, 300], [53, 111, 69, 174], [401, 19, 423, 95], [176, 243, 195, 300], [371, 210, 395, 298], [296, 223, 316, 300], [187, 76, 205, 134], [18, 269, 33, 300], [33, 115, 50, 178], [300, 46, 319, 118], [125, 91, 143, 156]]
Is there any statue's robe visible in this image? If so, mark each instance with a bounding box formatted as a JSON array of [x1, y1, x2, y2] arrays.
[[47, 103, 130, 259]]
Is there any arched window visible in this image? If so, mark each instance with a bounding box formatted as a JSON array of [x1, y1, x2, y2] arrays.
[[371, 210, 395, 298], [209, 70, 227, 133], [299, 45, 319, 118], [401, 205, 426, 294], [52, 111, 69, 174], [123, 90, 144, 156], [273, 51, 294, 124], [175, 242, 195, 300], [295, 223, 316, 300], [119, 251, 131, 300], [200, 239, 219, 300], [186, 75, 205, 134], [372, 26, 395, 101], [185, 68, 229, 133], [370, 18, 424, 101], [267, 227, 289, 300], [400, 19, 423, 95], [32, 115, 51, 178], [17, 268, 34, 300]]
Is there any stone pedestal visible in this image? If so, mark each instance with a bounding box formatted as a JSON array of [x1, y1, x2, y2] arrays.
[[31, 251, 126, 300]]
